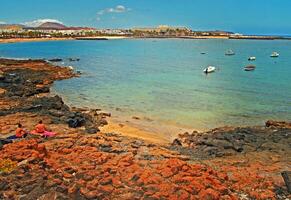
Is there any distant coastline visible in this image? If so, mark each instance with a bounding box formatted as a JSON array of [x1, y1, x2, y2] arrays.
[[0, 37, 74, 44], [1, 22, 291, 43], [1, 35, 291, 44]]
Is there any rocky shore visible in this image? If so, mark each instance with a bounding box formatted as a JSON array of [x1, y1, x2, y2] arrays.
[[0, 58, 290, 199]]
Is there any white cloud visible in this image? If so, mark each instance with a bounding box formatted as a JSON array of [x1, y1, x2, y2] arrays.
[[97, 10, 105, 15], [97, 5, 131, 21], [0, 21, 6, 24], [23, 19, 63, 27], [108, 5, 127, 13]]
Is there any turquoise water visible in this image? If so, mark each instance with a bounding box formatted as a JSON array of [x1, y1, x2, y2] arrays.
[[1, 39, 291, 130]]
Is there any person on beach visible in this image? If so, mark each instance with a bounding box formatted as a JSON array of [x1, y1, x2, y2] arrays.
[[35, 120, 46, 134], [5, 123, 28, 140], [31, 120, 56, 137]]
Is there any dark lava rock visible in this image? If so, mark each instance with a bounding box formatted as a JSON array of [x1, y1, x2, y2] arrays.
[[0, 58, 107, 137], [48, 58, 63, 62], [86, 127, 100, 134], [171, 122, 291, 159], [67, 113, 86, 128], [0, 180, 9, 190], [172, 138, 182, 146], [68, 58, 80, 62]]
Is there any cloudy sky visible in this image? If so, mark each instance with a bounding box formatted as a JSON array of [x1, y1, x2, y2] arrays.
[[0, 0, 291, 35]]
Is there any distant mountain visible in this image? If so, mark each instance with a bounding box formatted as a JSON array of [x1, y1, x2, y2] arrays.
[[38, 22, 67, 30], [0, 24, 25, 30], [1, 22, 96, 31]]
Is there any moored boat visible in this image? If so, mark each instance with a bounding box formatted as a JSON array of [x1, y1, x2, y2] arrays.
[[225, 49, 235, 56], [248, 56, 256, 61], [244, 65, 256, 71], [270, 52, 279, 57], [204, 66, 216, 73]]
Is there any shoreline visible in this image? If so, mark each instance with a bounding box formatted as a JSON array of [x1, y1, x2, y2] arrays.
[[0, 37, 74, 44], [0, 58, 290, 199], [1, 35, 291, 44], [99, 116, 195, 144]]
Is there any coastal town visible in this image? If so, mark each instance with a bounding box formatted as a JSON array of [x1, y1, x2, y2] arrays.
[[0, 22, 289, 40]]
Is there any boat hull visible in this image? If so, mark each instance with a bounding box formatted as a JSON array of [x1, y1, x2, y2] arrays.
[[204, 66, 216, 73], [244, 65, 256, 71]]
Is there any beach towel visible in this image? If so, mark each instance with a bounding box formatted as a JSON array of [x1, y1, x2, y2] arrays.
[[6, 135, 18, 140], [43, 131, 56, 137]]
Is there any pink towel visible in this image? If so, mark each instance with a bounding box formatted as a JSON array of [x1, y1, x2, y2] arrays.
[[43, 131, 56, 137]]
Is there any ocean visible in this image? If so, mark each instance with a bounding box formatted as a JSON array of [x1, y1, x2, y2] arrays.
[[1, 39, 291, 131]]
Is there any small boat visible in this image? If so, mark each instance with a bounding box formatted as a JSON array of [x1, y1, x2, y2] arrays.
[[204, 66, 216, 73], [225, 49, 235, 56], [244, 65, 256, 71], [200, 52, 207, 55], [270, 52, 279, 57], [248, 56, 256, 61]]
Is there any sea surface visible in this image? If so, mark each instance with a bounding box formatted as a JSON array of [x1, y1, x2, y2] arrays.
[[1, 39, 291, 131]]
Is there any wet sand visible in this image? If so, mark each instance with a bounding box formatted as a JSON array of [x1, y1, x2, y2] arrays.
[[100, 119, 170, 144]]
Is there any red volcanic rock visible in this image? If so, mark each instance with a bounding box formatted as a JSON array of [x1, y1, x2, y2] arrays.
[[61, 148, 73, 154], [189, 180, 205, 194], [98, 184, 114, 194], [117, 154, 134, 167], [157, 183, 175, 196], [0, 130, 286, 200], [67, 183, 78, 195], [199, 188, 221, 200], [161, 167, 175, 178], [177, 189, 190, 200]]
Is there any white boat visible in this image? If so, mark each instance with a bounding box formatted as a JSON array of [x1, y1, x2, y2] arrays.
[[204, 66, 216, 73], [225, 49, 235, 56], [270, 52, 279, 57], [248, 56, 256, 61]]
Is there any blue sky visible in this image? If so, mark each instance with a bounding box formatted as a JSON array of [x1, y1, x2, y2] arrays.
[[0, 0, 291, 35]]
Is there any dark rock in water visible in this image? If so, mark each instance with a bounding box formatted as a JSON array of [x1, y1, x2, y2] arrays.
[[48, 58, 63, 62], [68, 58, 80, 62]]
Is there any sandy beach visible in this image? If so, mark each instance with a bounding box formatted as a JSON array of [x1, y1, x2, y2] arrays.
[[0, 36, 130, 44], [100, 119, 171, 144], [0, 37, 74, 44]]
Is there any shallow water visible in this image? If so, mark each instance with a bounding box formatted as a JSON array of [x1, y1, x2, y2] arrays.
[[1, 39, 291, 130]]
